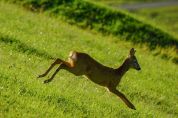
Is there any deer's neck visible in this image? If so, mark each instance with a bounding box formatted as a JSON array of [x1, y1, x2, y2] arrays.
[[116, 59, 130, 77]]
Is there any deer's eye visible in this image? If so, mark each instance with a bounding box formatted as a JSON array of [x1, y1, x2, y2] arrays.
[[133, 60, 137, 63]]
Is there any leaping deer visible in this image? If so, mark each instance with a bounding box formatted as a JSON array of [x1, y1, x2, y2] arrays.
[[38, 48, 141, 110]]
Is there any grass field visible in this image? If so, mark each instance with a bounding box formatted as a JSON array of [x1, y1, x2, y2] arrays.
[[0, 2, 178, 118]]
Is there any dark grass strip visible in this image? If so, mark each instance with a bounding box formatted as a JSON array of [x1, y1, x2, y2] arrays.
[[0, 34, 54, 60]]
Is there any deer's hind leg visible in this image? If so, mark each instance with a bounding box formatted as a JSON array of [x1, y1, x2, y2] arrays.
[[43, 60, 75, 84], [38, 58, 63, 78]]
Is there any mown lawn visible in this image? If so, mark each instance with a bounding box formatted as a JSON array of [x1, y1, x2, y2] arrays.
[[0, 2, 177, 118]]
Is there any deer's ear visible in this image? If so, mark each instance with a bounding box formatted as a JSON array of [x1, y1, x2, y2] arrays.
[[130, 48, 136, 56]]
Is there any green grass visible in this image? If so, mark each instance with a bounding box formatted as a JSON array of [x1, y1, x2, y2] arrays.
[[131, 6, 178, 38], [0, 2, 178, 118]]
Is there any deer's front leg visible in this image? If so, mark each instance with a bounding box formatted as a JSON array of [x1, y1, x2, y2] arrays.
[[38, 58, 63, 78], [109, 88, 136, 110]]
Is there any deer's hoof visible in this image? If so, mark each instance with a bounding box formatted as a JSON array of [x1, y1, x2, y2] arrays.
[[43, 79, 51, 84], [130, 105, 136, 110], [37, 74, 45, 78]]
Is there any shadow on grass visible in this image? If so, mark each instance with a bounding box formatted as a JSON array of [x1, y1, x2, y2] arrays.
[[172, 57, 178, 64], [152, 50, 178, 65], [0, 34, 53, 60]]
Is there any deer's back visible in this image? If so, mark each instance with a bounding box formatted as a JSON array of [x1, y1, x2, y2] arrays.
[[69, 51, 119, 87]]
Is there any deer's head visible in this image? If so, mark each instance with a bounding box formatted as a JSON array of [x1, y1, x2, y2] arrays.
[[127, 48, 141, 71]]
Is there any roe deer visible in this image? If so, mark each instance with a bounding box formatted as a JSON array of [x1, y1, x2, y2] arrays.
[[38, 48, 141, 110]]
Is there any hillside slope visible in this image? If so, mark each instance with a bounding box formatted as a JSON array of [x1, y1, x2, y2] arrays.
[[5, 0, 178, 49], [0, 2, 178, 118], [5, 0, 178, 64]]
